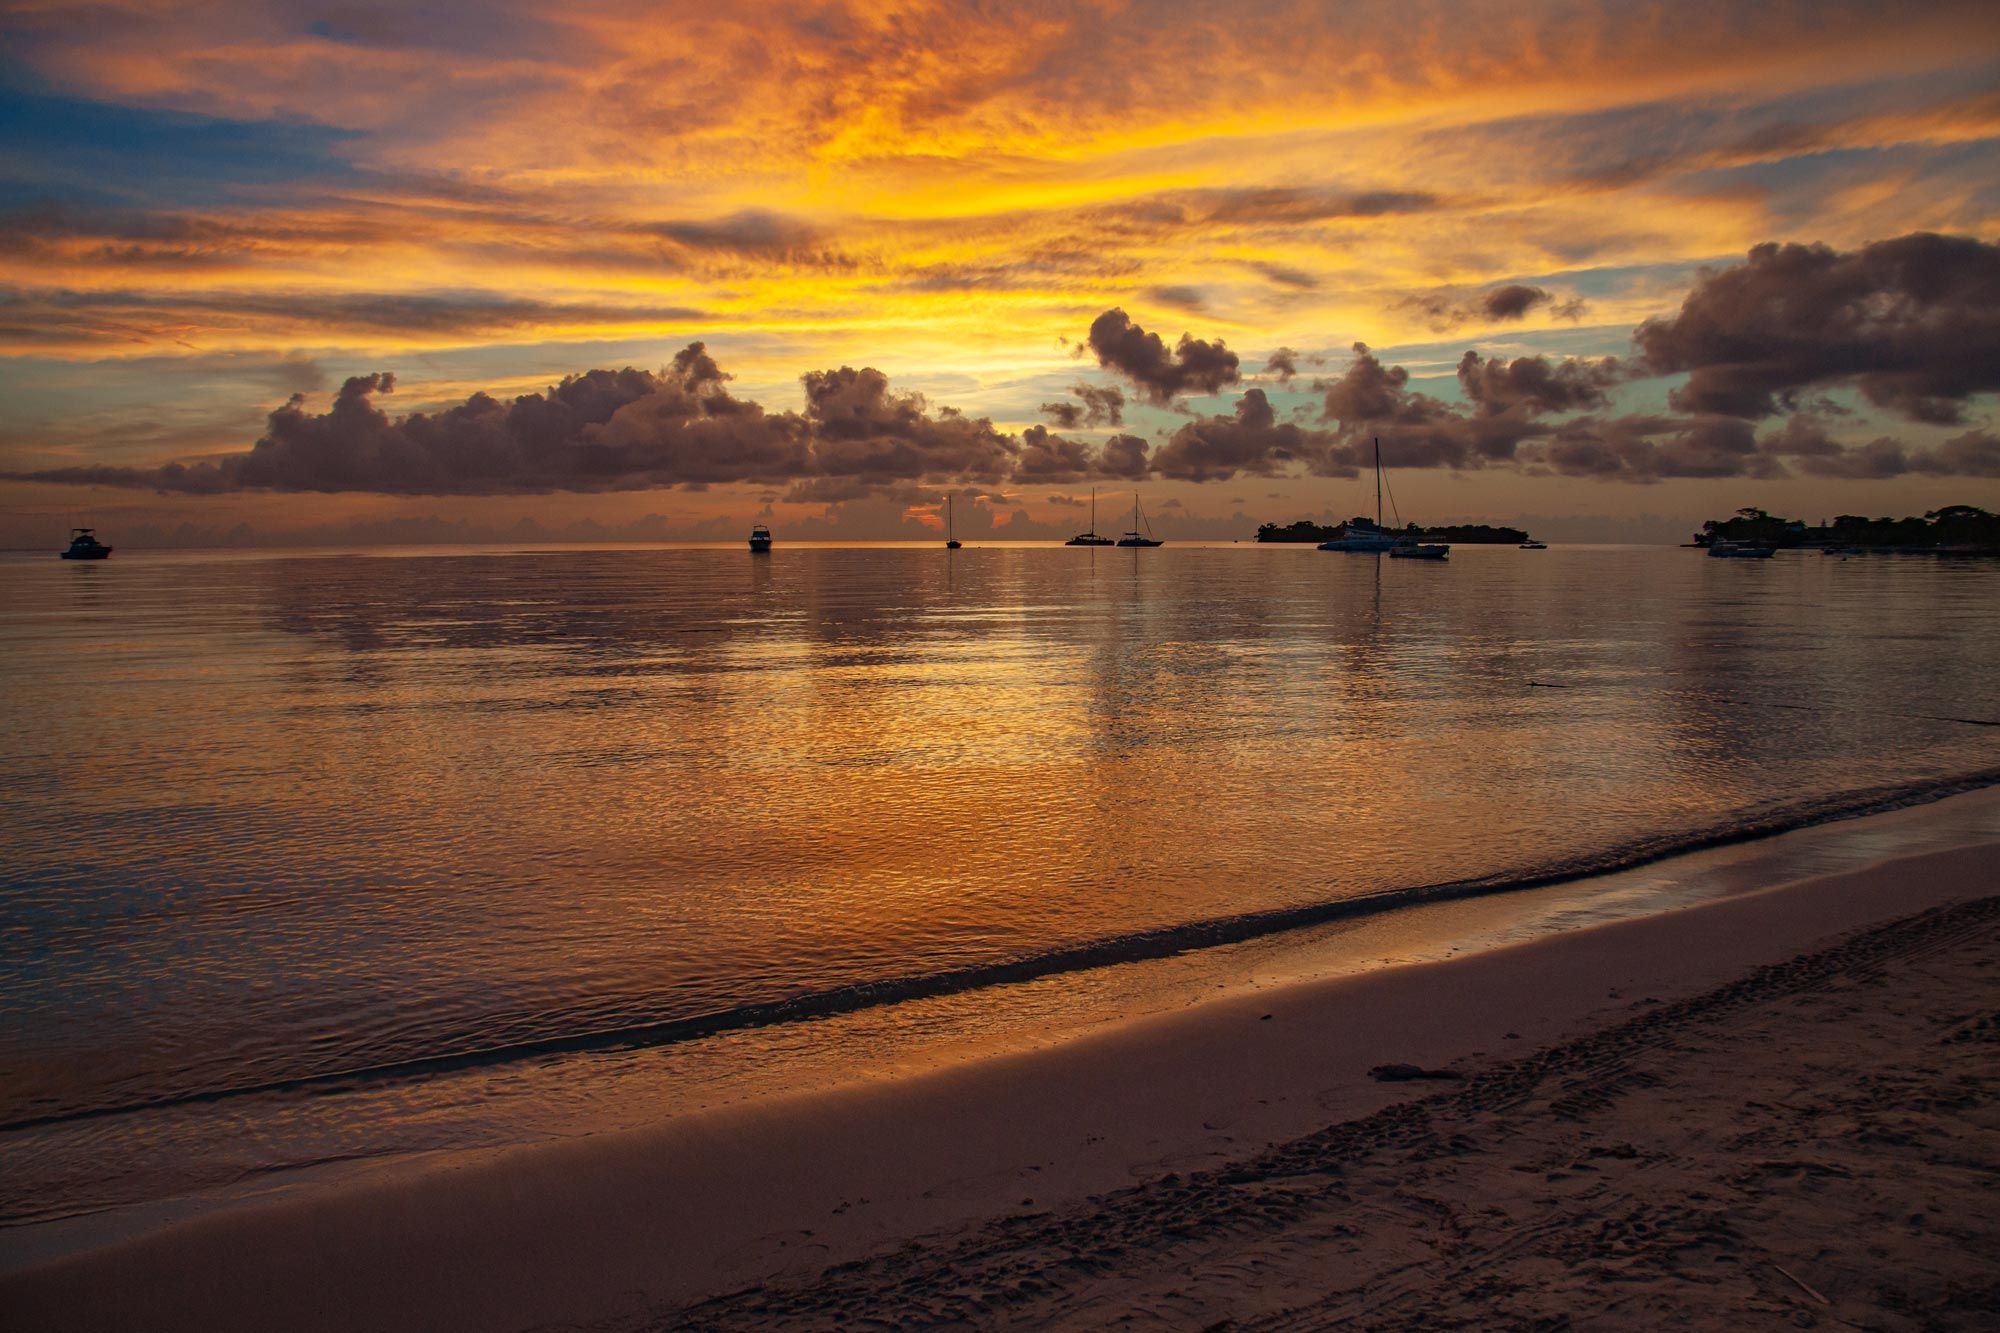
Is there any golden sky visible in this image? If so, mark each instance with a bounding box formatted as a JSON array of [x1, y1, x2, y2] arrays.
[[3, 0, 1998, 543]]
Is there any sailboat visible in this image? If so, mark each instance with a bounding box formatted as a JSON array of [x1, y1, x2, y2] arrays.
[[1064, 488, 1114, 546], [1317, 439, 1397, 552], [1116, 493, 1162, 547], [945, 494, 961, 549]]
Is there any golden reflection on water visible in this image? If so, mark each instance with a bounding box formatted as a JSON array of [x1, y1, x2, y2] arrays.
[[1, 543, 1998, 1225]]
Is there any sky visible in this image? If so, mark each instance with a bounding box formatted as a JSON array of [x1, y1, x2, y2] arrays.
[[2, 0, 1998, 546]]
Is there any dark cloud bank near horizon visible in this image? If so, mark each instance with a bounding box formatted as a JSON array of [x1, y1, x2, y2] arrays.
[[10, 232, 1999, 500]]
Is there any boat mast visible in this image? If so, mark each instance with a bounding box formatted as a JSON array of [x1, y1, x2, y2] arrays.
[[1091, 487, 1097, 535], [1374, 437, 1382, 530], [947, 494, 953, 542]]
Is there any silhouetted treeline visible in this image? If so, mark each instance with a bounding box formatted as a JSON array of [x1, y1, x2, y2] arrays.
[[1256, 518, 1528, 544], [1695, 505, 2000, 551]]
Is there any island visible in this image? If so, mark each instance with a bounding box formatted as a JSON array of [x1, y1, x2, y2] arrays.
[[1691, 505, 1999, 553], [1256, 519, 1530, 544]]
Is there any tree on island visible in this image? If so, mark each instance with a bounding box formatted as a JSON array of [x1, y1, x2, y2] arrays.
[[1693, 505, 1997, 551]]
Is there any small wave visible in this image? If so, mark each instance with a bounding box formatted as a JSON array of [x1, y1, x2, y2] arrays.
[[6, 767, 1997, 1137]]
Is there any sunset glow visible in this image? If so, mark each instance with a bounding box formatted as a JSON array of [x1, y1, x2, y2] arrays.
[[4, 0, 1998, 544]]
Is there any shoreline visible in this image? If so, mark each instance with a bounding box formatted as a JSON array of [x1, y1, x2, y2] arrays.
[[12, 767, 1997, 1144], [4, 825, 1996, 1330]]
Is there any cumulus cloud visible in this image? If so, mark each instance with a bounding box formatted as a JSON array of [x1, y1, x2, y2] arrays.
[[12, 348, 813, 494], [1402, 284, 1588, 331], [5, 342, 1177, 498], [16, 234, 2000, 501], [1015, 425, 1151, 482], [1152, 388, 1344, 482], [1038, 382, 1125, 428], [1531, 414, 1786, 481], [1311, 343, 1586, 467], [1456, 349, 1623, 416], [799, 365, 1017, 491], [1636, 232, 2000, 422], [1086, 308, 1241, 405]]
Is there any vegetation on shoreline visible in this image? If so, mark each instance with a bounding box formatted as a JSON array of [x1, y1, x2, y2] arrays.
[[1695, 505, 1999, 551], [1256, 519, 1529, 544]]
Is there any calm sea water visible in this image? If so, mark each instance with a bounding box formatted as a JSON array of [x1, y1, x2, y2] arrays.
[[3, 542, 1998, 1234]]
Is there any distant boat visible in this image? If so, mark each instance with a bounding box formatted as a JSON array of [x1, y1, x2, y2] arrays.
[[1707, 539, 1774, 559], [1319, 438, 1399, 552], [748, 523, 772, 553], [945, 495, 961, 549], [60, 528, 111, 560], [1389, 537, 1449, 560], [1065, 488, 1114, 546], [1116, 493, 1163, 547], [1519, 539, 1547, 550]]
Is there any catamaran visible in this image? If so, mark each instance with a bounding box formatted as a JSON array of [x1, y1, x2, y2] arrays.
[[1065, 488, 1114, 546]]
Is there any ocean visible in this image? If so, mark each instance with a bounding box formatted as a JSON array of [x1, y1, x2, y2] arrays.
[[3, 541, 1997, 1245]]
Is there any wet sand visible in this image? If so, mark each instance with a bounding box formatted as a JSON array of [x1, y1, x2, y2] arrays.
[[4, 841, 1996, 1331]]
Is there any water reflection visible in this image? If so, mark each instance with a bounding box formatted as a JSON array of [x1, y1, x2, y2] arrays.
[[0, 544, 1996, 1223]]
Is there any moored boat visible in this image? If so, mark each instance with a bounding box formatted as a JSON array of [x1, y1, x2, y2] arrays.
[[1115, 493, 1162, 547], [1707, 539, 1775, 559], [1519, 539, 1547, 549], [1319, 438, 1400, 553], [748, 524, 772, 553], [60, 528, 111, 560], [1389, 537, 1449, 560], [1065, 488, 1114, 546]]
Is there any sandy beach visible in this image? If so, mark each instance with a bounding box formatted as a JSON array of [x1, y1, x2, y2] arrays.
[[5, 836, 1996, 1332]]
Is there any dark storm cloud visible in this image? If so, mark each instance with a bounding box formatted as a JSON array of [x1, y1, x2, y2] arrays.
[[1037, 382, 1125, 430], [1086, 308, 1241, 405], [1636, 232, 2000, 423]]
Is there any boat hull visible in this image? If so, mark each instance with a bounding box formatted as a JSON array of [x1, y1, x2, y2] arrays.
[[748, 538, 771, 552], [1115, 538, 1162, 547], [1064, 536, 1114, 546], [1317, 535, 1397, 552], [1389, 544, 1449, 559], [60, 548, 111, 560]]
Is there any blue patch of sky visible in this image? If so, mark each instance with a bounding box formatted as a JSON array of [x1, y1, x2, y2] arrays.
[[0, 91, 361, 209]]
